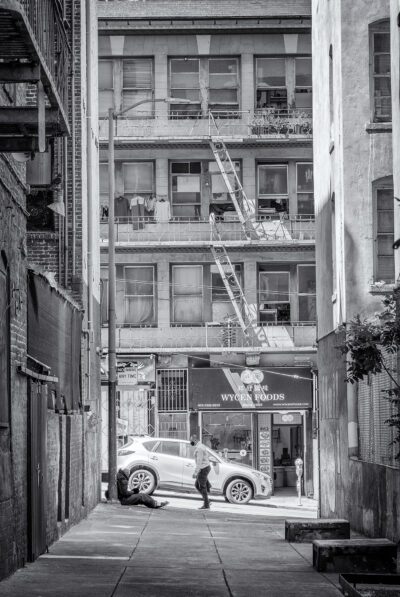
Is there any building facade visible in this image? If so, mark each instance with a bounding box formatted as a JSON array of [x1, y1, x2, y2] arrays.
[[313, 0, 400, 540], [98, 0, 317, 498], [0, 0, 101, 579]]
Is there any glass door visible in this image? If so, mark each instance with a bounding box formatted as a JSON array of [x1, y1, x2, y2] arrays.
[[201, 411, 254, 466]]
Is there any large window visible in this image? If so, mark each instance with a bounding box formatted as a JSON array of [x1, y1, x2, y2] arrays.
[[170, 161, 201, 218], [371, 21, 391, 122], [123, 266, 155, 325], [172, 265, 203, 324], [99, 58, 154, 117], [256, 56, 312, 111], [99, 161, 155, 219], [258, 164, 288, 213], [169, 57, 239, 117], [375, 184, 394, 283], [259, 271, 290, 323], [211, 264, 242, 321], [0, 253, 9, 426], [295, 58, 312, 109], [298, 265, 316, 322], [296, 163, 314, 216]]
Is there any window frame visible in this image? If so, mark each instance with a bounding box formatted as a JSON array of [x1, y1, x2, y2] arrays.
[[170, 161, 202, 219], [258, 270, 290, 323], [123, 265, 156, 326], [121, 58, 154, 117], [297, 264, 316, 323], [296, 162, 314, 216], [373, 179, 395, 284], [171, 264, 204, 325], [122, 161, 155, 197], [370, 21, 391, 123]]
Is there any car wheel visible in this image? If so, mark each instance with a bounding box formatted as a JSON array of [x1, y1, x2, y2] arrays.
[[225, 478, 253, 505], [128, 468, 156, 495]]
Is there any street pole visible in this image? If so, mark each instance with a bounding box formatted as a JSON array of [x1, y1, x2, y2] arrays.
[[108, 107, 118, 500]]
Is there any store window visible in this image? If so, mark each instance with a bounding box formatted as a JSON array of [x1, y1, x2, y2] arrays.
[[123, 266, 155, 325], [202, 412, 253, 466], [374, 182, 394, 283], [169, 57, 239, 118], [259, 271, 290, 323], [172, 265, 203, 324], [295, 58, 312, 110], [371, 21, 391, 123], [258, 164, 288, 213], [0, 253, 9, 426], [296, 163, 314, 216], [99, 58, 154, 117], [298, 265, 316, 322]]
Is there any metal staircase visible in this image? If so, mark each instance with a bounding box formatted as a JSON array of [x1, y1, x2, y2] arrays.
[[210, 215, 270, 347]]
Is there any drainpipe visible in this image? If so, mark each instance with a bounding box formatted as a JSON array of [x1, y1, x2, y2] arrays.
[[63, 135, 68, 286], [71, 0, 76, 276], [86, 0, 94, 408]]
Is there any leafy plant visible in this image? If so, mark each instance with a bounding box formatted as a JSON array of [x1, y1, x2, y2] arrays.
[[337, 291, 400, 459]]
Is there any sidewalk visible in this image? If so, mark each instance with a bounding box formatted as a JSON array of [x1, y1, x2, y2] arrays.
[[0, 501, 341, 597]]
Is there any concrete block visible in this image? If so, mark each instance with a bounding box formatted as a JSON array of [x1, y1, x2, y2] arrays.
[[285, 518, 350, 543], [312, 538, 397, 573]]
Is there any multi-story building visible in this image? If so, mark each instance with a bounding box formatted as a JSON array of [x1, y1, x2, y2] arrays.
[[0, 0, 101, 578], [313, 0, 400, 539], [98, 0, 317, 498]]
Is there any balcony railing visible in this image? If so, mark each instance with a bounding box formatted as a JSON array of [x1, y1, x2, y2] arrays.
[[101, 322, 317, 351], [99, 215, 315, 244], [99, 109, 312, 141]]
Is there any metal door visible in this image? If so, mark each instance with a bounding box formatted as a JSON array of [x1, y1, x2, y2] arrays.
[[28, 379, 47, 561]]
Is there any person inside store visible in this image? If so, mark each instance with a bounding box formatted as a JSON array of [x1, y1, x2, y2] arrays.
[[106, 468, 169, 509], [190, 434, 211, 510]]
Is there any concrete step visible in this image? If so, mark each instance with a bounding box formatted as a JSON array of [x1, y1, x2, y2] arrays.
[[285, 518, 350, 543], [312, 538, 397, 573]]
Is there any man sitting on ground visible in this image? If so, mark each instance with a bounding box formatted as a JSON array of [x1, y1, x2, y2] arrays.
[[106, 468, 169, 509]]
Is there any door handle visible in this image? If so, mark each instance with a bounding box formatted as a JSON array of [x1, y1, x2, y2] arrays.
[[150, 456, 158, 460]]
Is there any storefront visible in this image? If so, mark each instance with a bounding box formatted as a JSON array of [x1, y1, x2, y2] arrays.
[[189, 367, 313, 494]]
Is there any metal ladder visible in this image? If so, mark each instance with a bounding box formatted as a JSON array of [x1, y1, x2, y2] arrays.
[[210, 215, 270, 347], [208, 112, 266, 240]]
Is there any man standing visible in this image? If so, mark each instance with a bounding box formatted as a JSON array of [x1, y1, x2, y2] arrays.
[[190, 434, 211, 510]]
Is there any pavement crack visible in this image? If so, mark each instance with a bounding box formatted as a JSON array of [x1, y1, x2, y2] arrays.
[[204, 516, 233, 597], [109, 566, 127, 597], [222, 569, 234, 597]]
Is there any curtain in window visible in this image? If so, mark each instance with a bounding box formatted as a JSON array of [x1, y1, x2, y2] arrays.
[[124, 267, 154, 325], [173, 266, 203, 323]]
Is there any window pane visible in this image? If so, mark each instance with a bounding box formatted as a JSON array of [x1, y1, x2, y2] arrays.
[[171, 73, 200, 88], [374, 77, 391, 95], [297, 193, 314, 215], [298, 265, 316, 294], [295, 89, 313, 109], [123, 59, 152, 88], [156, 441, 180, 456], [209, 59, 238, 74], [377, 188, 393, 209], [295, 58, 312, 87], [374, 54, 390, 75], [171, 162, 190, 174], [259, 272, 289, 302], [125, 267, 154, 296], [122, 90, 153, 116], [173, 266, 202, 295], [377, 256, 395, 282], [99, 163, 109, 195], [299, 295, 316, 322], [172, 205, 201, 217], [374, 32, 390, 53], [171, 59, 199, 74], [172, 192, 201, 204], [123, 163, 154, 194], [378, 211, 394, 233], [99, 61, 113, 89], [125, 297, 154, 324], [377, 235, 394, 255], [99, 90, 113, 115], [297, 164, 313, 193], [258, 165, 288, 195], [256, 58, 286, 87], [170, 89, 200, 101], [209, 89, 238, 103]]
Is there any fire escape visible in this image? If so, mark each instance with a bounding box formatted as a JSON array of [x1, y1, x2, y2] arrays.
[[208, 112, 294, 349], [0, 0, 70, 152]]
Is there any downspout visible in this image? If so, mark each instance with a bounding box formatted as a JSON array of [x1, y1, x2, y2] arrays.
[[86, 0, 94, 371], [63, 136, 68, 286], [71, 0, 76, 276]]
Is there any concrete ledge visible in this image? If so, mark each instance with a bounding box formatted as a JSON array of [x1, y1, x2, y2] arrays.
[[285, 518, 350, 543], [339, 573, 400, 596], [312, 539, 397, 573]]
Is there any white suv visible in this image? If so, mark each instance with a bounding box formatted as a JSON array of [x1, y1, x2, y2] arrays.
[[117, 436, 272, 505]]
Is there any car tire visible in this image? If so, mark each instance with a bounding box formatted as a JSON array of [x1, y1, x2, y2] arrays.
[[225, 478, 253, 505], [128, 467, 157, 495]]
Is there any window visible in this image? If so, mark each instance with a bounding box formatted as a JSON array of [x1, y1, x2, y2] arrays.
[[158, 414, 188, 440], [259, 271, 290, 323], [123, 266, 155, 325], [99, 163, 109, 218], [122, 162, 154, 197], [98, 58, 154, 118], [295, 58, 312, 110], [99, 161, 155, 218], [169, 57, 239, 118], [172, 265, 203, 323], [143, 440, 158, 451], [0, 253, 9, 426], [371, 22, 391, 122], [100, 268, 108, 325], [171, 161, 201, 218], [211, 264, 242, 322], [154, 440, 181, 457], [256, 57, 287, 110], [298, 265, 316, 322], [375, 185, 394, 283], [157, 369, 188, 411], [296, 163, 314, 216], [258, 164, 288, 212], [209, 161, 241, 205]]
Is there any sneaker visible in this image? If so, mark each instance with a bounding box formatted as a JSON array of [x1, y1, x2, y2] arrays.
[[198, 504, 210, 510], [156, 501, 169, 509]]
